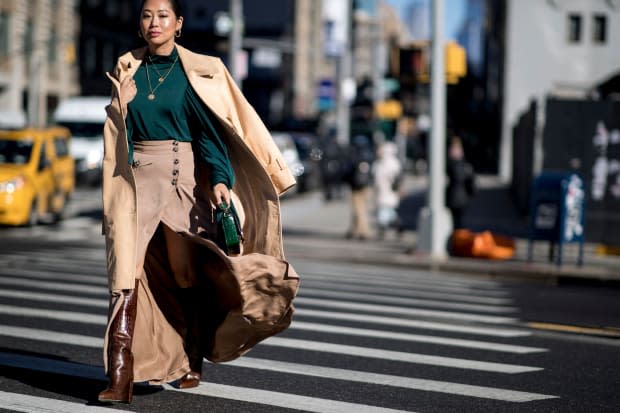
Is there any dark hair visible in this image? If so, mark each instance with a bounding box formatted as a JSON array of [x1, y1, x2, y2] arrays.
[[139, 0, 183, 18]]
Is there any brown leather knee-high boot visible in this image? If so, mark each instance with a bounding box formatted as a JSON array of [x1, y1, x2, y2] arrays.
[[98, 281, 139, 403]]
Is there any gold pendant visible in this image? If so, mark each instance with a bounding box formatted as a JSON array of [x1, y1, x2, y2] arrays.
[[148, 94, 155, 100]]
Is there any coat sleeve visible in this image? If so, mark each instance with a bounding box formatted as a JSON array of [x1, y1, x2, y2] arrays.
[[216, 60, 296, 195], [186, 86, 235, 189]]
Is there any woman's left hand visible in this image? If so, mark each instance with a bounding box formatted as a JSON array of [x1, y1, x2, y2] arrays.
[[213, 183, 231, 208]]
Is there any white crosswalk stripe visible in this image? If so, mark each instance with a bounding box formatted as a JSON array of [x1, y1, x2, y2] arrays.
[[298, 287, 519, 313], [0, 244, 560, 411], [0, 354, 414, 413], [0, 325, 542, 373], [0, 390, 128, 413]]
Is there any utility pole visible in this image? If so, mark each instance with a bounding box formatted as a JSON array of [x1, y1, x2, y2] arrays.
[[417, 0, 452, 258], [27, 0, 50, 127], [370, 0, 383, 113], [228, 0, 243, 84], [336, 0, 353, 147]]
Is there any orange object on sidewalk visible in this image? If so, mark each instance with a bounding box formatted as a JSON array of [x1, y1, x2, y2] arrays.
[[450, 229, 515, 260]]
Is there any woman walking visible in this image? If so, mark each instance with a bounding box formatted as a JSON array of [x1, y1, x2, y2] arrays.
[[373, 141, 403, 239], [446, 136, 475, 229], [98, 0, 299, 403]]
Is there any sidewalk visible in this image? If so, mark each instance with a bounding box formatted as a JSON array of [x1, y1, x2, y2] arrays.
[[280, 175, 620, 285]]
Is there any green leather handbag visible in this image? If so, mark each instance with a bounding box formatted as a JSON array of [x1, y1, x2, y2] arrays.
[[218, 201, 242, 255]]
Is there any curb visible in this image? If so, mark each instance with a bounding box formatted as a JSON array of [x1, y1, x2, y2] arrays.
[[284, 236, 620, 286]]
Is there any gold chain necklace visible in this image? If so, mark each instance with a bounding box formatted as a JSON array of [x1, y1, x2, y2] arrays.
[[145, 55, 179, 101]]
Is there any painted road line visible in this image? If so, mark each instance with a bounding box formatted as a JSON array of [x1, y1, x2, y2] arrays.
[[0, 254, 107, 274], [298, 279, 514, 305], [0, 267, 106, 285], [296, 308, 531, 337], [296, 272, 512, 297], [0, 276, 108, 295], [0, 286, 530, 338], [292, 258, 499, 283], [3, 250, 105, 265], [0, 326, 540, 373], [0, 325, 102, 347], [0, 305, 542, 354], [300, 270, 507, 292], [228, 357, 558, 402], [291, 321, 546, 354], [298, 287, 518, 314], [0, 304, 106, 324], [527, 322, 620, 338], [0, 287, 518, 324], [0, 353, 413, 413], [0, 391, 127, 413], [166, 382, 413, 413], [0, 289, 108, 308], [294, 260, 507, 288], [263, 337, 541, 373], [294, 297, 519, 324]]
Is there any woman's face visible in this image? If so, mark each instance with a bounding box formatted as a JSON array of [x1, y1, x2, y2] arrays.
[[140, 0, 183, 50]]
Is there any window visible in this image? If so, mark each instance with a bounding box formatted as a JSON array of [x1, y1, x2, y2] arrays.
[[54, 137, 69, 157], [48, 29, 58, 63], [0, 140, 34, 165], [0, 12, 9, 58], [593, 14, 607, 44], [24, 19, 34, 55], [567, 13, 582, 43], [38, 143, 48, 171]]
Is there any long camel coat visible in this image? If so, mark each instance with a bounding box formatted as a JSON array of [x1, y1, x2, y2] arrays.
[[102, 44, 300, 384]]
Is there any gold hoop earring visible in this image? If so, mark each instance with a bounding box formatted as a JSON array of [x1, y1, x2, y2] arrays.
[[138, 30, 143, 38], [175, 29, 181, 38]]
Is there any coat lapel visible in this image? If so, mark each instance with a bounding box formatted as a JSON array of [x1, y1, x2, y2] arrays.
[[176, 45, 239, 133]]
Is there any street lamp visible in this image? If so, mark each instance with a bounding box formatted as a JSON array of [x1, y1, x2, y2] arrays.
[[228, 0, 243, 84], [213, 1, 243, 84], [417, 0, 452, 259]]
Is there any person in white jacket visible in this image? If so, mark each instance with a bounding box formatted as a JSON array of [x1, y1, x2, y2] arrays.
[[373, 141, 403, 239]]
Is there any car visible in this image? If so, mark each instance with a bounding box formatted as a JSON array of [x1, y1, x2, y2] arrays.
[[0, 126, 75, 226], [290, 132, 323, 193], [271, 132, 305, 194], [53, 96, 108, 186]]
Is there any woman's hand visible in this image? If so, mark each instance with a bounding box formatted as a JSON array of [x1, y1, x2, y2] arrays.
[[119, 76, 137, 110], [212, 183, 231, 208]]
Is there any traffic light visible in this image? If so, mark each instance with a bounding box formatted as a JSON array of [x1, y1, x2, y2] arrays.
[[445, 41, 467, 84], [395, 42, 429, 85], [395, 41, 467, 85]]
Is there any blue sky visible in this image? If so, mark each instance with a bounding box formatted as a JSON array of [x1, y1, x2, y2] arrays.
[[383, 0, 466, 40]]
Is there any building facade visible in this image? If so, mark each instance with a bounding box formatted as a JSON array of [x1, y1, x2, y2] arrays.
[[500, 0, 620, 180], [0, 0, 406, 133], [0, 0, 79, 127]]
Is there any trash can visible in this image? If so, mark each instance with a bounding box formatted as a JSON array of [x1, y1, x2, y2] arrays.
[[527, 172, 585, 266]]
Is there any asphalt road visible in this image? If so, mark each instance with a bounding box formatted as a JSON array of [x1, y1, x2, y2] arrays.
[[0, 188, 619, 412]]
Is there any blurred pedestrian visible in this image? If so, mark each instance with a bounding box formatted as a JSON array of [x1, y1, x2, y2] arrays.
[[373, 141, 403, 239], [344, 135, 374, 240], [319, 129, 346, 201], [446, 136, 476, 229], [98, 0, 299, 404]]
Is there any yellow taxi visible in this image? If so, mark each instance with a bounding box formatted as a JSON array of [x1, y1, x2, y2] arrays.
[[0, 127, 75, 226]]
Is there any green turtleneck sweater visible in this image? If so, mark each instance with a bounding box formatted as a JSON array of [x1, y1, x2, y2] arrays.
[[126, 47, 234, 188]]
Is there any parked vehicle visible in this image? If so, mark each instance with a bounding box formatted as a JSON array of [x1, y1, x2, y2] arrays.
[[271, 132, 305, 194], [0, 110, 26, 129], [290, 132, 323, 193], [0, 126, 75, 226], [53, 96, 108, 186]]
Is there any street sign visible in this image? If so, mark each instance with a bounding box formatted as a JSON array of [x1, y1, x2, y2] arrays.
[[317, 79, 336, 111]]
